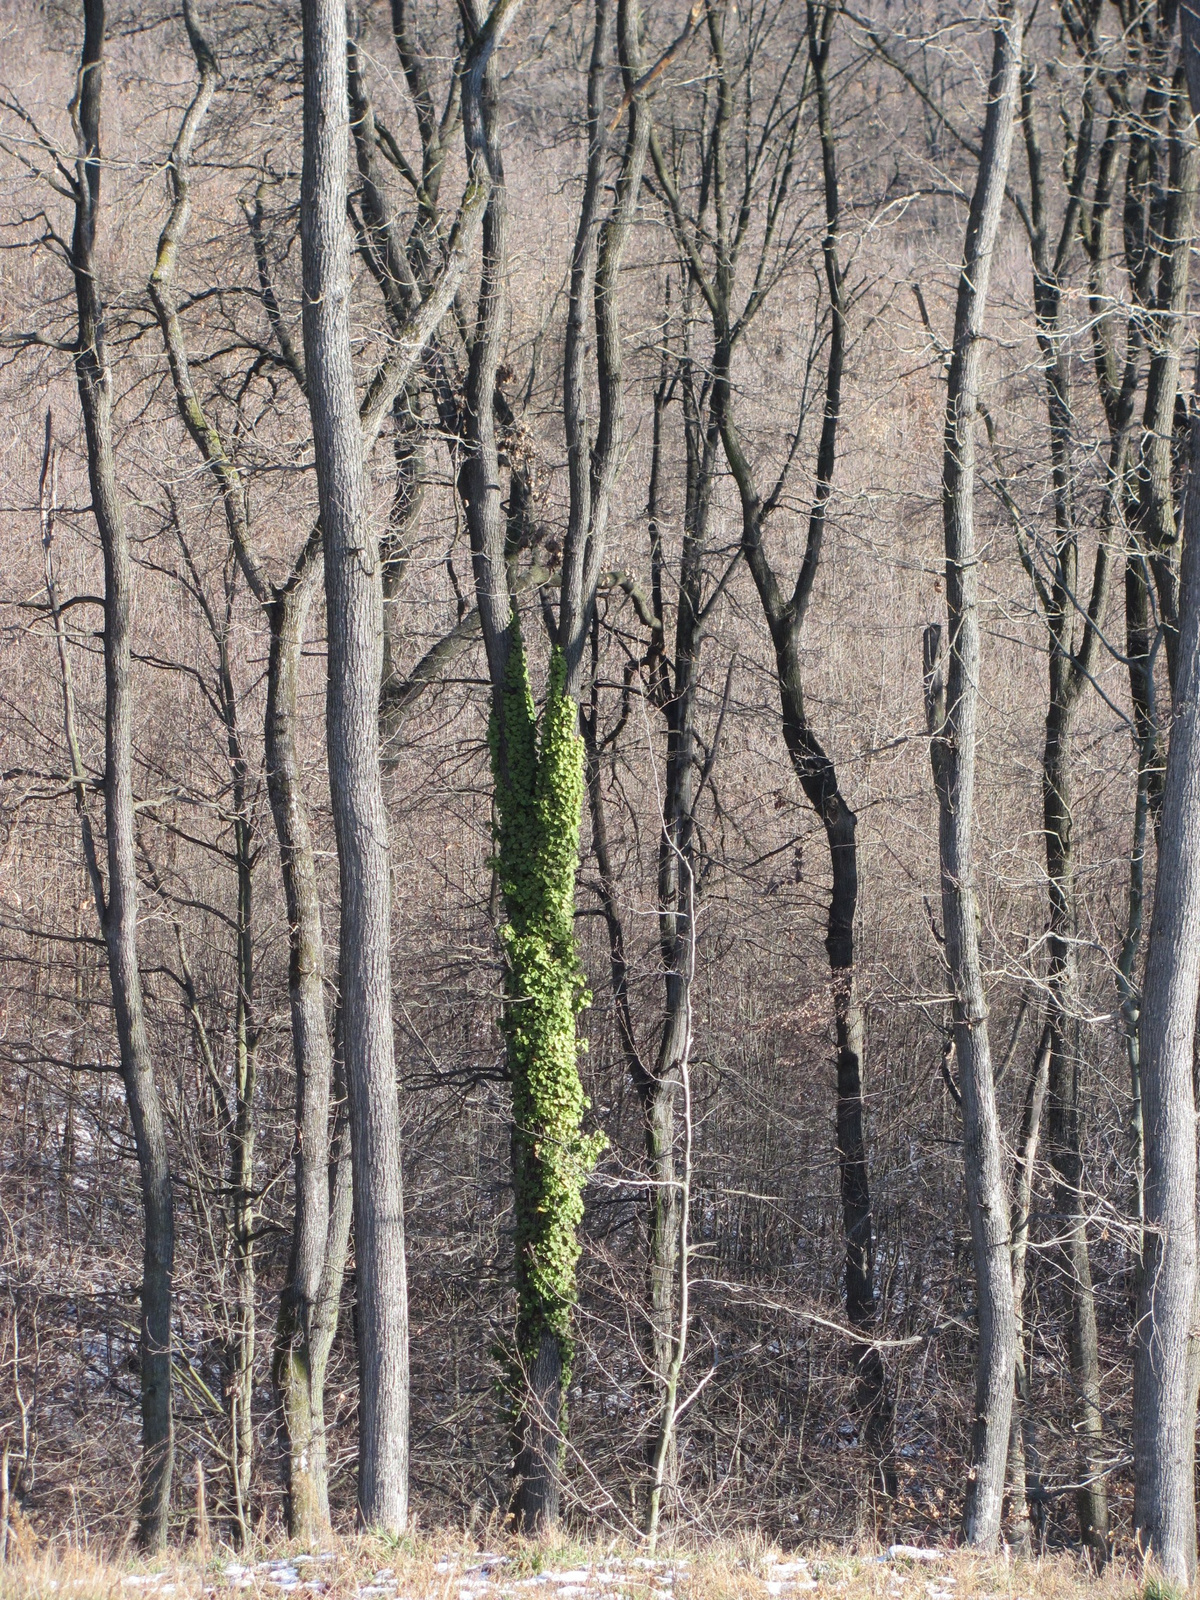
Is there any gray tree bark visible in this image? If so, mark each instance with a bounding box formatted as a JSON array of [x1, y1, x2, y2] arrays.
[[267, 551, 354, 1541], [300, 0, 408, 1531], [557, 0, 650, 697], [1132, 81, 1197, 691], [1131, 398, 1200, 1588], [68, 0, 175, 1547], [145, 10, 352, 1534], [644, 329, 722, 1516], [149, 2, 468, 1523], [1016, 68, 1115, 1557], [581, 364, 691, 1521], [1130, 25, 1200, 1584], [1006, 1029, 1051, 1555], [925, 1, 1021, 1551]]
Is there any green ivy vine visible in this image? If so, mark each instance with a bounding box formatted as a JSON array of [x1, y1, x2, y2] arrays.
[[491, 627, 604, 1387]]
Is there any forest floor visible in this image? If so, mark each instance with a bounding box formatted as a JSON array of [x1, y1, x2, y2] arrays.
[[0, 1532, 1156, 1600]]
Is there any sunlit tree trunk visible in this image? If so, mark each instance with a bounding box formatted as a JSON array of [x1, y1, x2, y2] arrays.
[[68, 0, 175, 1546], [925, 2, 1022, 1550], [301, 0, 409, 1530]]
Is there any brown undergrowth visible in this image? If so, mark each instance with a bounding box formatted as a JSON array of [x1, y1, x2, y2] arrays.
[[0, 1532, 1152, 1600]]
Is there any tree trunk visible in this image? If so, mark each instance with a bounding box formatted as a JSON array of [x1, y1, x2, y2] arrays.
[[69, 0, 174, 1547], [639, 347, 717, 1516], [1017, 67, 1113, 1557], [774, 665, 891, 1485], [1130, 18, 1200, 1581], [455, 0, 632, 1532], [925, 2, 1021, 1550], [300, 0, 409, 1531], [1131, 384, 1200, 1599], [1041, 697, 1109, 1559], [1007, 1028, 1050, 1554], [1131, 455, 1200, 1581], [266, 554, 348, 1540], [705, 0, 890, 1491], [276, 1042, 354, 1543], [492, 641, 598, 1536], [217, 643, 257, 1543], [1132, 83, 1197, 687], [145, 5, 424, 1523], [1117, 552, 1155, 1263]]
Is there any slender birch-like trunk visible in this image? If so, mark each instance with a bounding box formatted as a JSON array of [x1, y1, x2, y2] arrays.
[[68, 0, 175, 1546], [925, 3, 1022, 1550]]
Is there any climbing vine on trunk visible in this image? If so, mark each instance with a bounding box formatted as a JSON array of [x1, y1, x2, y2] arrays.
[[492, 635, 603, 1384]]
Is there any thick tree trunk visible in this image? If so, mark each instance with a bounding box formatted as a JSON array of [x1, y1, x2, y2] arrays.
[[1131, 396, 1200, 1597], [276, 1043, 354, 1543], [69, 0, 174, 1547], [300, 0, 409, 1531], [146, 7, 417, 1522], [457, 34, 560, 1528], [1130, 17, 1200, 1581], [926, 3, 1021, 1551], [1131, 458, 1200, 1580]]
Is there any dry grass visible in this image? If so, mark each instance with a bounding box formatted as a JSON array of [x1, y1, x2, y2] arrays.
[[0, 1532, 1157, 1600]]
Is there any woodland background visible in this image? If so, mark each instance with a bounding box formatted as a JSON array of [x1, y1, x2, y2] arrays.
[[0, 0, 1183, 1560]]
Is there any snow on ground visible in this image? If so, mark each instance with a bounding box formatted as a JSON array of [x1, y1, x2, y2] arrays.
[[106, 1546, 997, 1600]]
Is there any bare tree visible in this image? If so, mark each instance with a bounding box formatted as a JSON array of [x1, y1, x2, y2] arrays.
[[923, 0, 1022, 1551], [62, 0, 175, 1548], [1131, 356, 1200, 1593], [1130, 11, 1200, 1583], [143, 9, 348, 1535], [704, 0, 893, 1482], [1007, 49, 1118, 1558], [301, 0, 410, 1529], [581, 284, 734, 1524]]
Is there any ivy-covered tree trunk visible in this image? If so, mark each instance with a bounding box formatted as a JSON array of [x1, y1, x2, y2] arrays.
[[492, 636, 602, 1533]]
